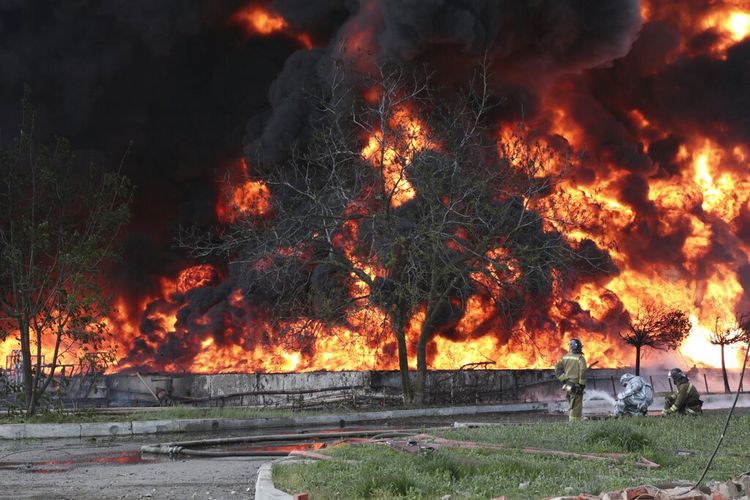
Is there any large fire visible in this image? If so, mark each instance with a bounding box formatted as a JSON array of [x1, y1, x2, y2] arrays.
[[2, 0, 750, 376]]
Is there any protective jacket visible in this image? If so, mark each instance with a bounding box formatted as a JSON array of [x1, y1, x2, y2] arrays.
[[614, 374, 653, 416], [665, 380, 703, 415], [555, 352, 587, 386]]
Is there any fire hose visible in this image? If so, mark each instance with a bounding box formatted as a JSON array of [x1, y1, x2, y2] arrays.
[[687, 335, 750, 492], [140, 428, 439, 458]]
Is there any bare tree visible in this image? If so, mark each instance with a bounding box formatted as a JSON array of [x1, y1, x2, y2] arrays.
[[184, 57, 611, 402], [708, 317, 748, 393], [619, 301, 691, 375], [0, 95, 133, 414]]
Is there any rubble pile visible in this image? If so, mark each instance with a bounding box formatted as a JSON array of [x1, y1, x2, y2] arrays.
[[537, 473, 750, 500]]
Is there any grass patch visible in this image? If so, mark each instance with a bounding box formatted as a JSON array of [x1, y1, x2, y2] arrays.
[[583, 420, 652, 452], [273, 414, 750, 499]]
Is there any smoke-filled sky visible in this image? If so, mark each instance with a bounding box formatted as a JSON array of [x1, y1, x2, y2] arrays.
[[2, 0, 749, 372]]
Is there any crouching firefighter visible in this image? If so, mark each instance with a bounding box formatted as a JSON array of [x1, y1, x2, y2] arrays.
[[555, 338, 587, 421], [663, 368, 703, 416], [614, 374, 653, 416]]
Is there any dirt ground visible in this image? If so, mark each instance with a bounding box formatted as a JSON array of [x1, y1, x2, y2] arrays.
[[0, 435, 267, 500]]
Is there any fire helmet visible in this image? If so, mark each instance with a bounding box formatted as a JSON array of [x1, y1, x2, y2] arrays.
[[668, 368, 687, 381], [568, 338, 583, 353], [620, 373, 634, 385]]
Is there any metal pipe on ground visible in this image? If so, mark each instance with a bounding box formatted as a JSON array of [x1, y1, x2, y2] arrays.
[[140, 428, 442, 456], [169, 385, 370, 404]]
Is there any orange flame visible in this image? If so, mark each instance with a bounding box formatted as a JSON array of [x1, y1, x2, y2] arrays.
[[233, 5, 313, 50], [361, 106, 433, 207], [216, 158, 271, 224]]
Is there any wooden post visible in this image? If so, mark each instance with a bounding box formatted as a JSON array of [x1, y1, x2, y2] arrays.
[[610, 376, 617, 396], [592, 377, 597, 390], [703, 373, 710, 394], [668, 379, 673, 392], [649, 375, 654, 391]]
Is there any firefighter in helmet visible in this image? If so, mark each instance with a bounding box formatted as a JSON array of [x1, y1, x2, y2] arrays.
[[614, 373, 653, 416], [555, 338, 587, 421], [662, 368, 703, 416]]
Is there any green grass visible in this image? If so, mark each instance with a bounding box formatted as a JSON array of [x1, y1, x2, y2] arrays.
[[272, 414, 750, 499], [0, 406, 339, 424]]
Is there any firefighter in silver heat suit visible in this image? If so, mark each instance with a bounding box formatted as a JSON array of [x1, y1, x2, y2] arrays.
[[613, 373, 653, 416]]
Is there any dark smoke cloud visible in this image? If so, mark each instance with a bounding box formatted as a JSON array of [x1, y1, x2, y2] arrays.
[[0, 0, 300, 303], [648, 134, 684, 177], [378, 0, 642, 74], [246, 0, 643, 162], [559, 82, 654, 175], [244, 48, 328, 166], [270, 0, 353, 44], [638, 41, 750, 149], [591, 26, 750, 155]]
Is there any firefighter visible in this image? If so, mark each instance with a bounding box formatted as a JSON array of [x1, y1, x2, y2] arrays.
[[555, 338, 587, 421], [662, 368, 703, 416], [614, 373, 653, 416]]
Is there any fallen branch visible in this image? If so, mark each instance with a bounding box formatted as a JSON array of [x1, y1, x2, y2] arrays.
[[374, 434, 659, 469], [635, 457, 660, 469], [521, 447, 620, 461]]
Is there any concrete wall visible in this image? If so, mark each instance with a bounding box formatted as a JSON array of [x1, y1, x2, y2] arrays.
[[65, 367, 746, 408]]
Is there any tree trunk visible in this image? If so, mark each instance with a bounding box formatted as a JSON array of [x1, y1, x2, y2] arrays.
[[392, 313, 413, 403], [721, 344, 730, 393], [634, 345, 641, 376], [414, 330, 430, 404], [19, 320, 35, 414]]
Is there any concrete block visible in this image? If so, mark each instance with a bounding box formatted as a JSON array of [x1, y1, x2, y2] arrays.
[[176, 418, 213, 433], [737, 476, 750, 494], [718, 482, 743, 499], [220, 418, 258, 430], [79, 422, 132, 438], [131, 419, 179, 435], [255, 462, 292, 500], [24, 423, 81, 439], [660, 489, 707, 500], [0, 424, 26, 439]]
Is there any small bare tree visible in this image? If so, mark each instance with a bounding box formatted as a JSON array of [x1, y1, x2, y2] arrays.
[[0, 95, 133, 414], [184, 57, 611, 403], [619, 301, 691, 375], [708, 317, 748, 393]]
